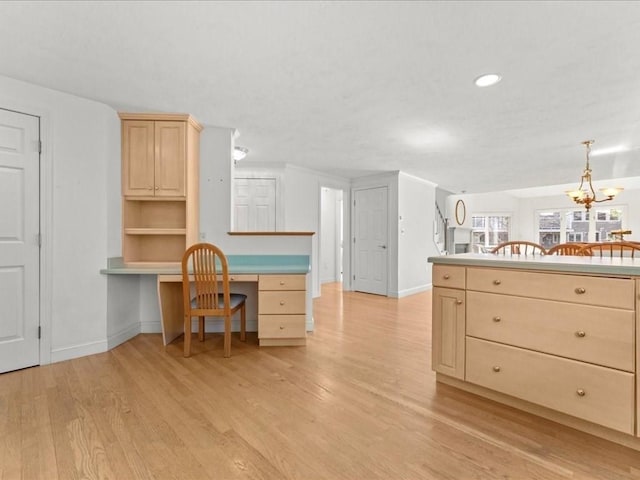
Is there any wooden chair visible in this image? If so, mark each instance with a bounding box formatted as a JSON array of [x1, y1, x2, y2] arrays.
[[577, 242, 640, 258], [491, 241, 546, 255], [546, 243, 587, 256], [181, 243, 247, 358]]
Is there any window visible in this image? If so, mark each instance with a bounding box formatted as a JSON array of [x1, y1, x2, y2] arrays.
[[536, 206, 626, 248], [471, 214, 510, 252]]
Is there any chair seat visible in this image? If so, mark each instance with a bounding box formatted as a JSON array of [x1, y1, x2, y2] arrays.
[[191, 293, 247, 310]]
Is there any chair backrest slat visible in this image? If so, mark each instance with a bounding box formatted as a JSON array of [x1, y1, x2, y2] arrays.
[[577, 242, 640, 258], [546, 243, 587, 256], [491, 241, 546, 255], [182, 243, 231, 312]]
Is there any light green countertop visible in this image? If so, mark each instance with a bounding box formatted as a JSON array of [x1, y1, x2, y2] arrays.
[[101, 255, 311, 275], [428, 253, 640, 276]]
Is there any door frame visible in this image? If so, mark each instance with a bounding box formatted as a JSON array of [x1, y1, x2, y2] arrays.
[[0, 101, 53, 366], [319, 186, 345, 284], [318, 181, 351, 292]]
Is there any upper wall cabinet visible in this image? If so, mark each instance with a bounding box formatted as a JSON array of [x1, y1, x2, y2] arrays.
[[119, 113, 202, 264]]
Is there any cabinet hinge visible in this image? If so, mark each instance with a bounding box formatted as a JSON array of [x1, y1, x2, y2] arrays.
[[38, 140, 42, 154], [38, 326, 41, 339], [353, 274, 356, 280], [37, 233, 42, 247]]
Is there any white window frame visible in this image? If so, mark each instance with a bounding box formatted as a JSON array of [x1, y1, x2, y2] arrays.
[[471, 213, 512, 252], [535, 204, 627, 245]]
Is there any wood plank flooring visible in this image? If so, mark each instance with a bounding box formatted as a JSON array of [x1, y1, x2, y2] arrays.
[[2, 283, 640, 479]]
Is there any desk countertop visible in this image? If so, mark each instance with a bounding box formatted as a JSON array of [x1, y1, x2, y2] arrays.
[[100, 255, 311, 275]]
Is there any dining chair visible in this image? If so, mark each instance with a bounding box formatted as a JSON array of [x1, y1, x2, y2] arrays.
[[546, 243, 588, 256], [577, 242, 640, 258], [181, 243, 247, 358], [491, 241, 546, 255]]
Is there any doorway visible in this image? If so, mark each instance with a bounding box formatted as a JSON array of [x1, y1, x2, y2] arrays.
[[0, 108, 40, 373], [320, 187, 344, 284]]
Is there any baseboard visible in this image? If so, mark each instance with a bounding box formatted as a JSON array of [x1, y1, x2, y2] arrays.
[[393, 283, 432, 298], [50, 339, 108, 364], [107, 323, 140, 350], [194, 318, 258, 333], [140, 320, 163, 334]]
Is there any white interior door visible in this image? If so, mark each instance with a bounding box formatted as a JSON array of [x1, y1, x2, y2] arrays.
[[233, 178, 276, 231], [353, 186, 388, 295], [0, 109, 40, 373]]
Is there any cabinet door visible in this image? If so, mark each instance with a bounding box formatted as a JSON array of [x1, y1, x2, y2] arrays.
[[432, 287, 465, 379], [154, 121, 186, 197], [122, 120, 155, 196]]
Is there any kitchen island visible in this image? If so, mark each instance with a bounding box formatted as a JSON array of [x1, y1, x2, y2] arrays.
[[428, 253, 640, 450]]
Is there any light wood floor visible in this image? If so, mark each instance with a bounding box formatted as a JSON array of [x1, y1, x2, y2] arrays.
[[2, 283, 640, 479]]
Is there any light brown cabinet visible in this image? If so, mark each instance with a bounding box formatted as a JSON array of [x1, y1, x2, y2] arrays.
[[122, 120, 187, 197], [119, 113, 201, 264], [258, 274, 307, 346], [431, 258, 640, 446]]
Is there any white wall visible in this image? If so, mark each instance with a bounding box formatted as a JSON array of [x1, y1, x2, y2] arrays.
[[0, 73, 119, 363], [397, 172, 438, 297]]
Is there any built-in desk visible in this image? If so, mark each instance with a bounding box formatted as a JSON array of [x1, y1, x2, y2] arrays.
[[101, 255, 311, 347]]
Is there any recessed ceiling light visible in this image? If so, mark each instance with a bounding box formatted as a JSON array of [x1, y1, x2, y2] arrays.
[[474, 73, 502, 87]]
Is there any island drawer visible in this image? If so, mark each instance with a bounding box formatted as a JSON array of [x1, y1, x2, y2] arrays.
[[466, 267, 634, 309], [466, 291, 635, 372], [465, 337, 635, 435], [433, 265, 465, 289]]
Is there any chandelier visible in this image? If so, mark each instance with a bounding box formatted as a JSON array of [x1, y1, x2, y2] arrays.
[[565, 140, 623, 210]]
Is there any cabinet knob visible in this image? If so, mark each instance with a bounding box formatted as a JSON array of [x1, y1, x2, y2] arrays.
[[279, 325, 285, 330], [493, 279, 501, 285], [576, 388, 586, 397], [575, 330, 586, 338], [456, 300, 463, 305], [155, 186, 159, 190], [443, 274, 450, 280], [493, 316, 501, 322], [492, 366, 501, 373], [575, 287, 586, 294], [280, 301, 285, 306], [280, 281, 285, 285]]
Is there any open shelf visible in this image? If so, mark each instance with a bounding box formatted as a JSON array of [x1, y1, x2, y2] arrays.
[[123, 234, 187, 263], [124, 228, 187, 235]]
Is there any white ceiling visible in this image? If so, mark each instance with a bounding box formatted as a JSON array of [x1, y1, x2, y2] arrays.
[[1, 1, 640, 194]]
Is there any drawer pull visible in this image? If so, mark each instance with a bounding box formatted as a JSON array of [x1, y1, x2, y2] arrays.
[[493, 279, 501, 285], [576, 388, 586, 397], [279, 325, 284, 330], [280, 281, 285, 285], [456, 300, 463, 305], [280, 301, 285, 306], [493, 316, 501, 322], [492, 366, 501, 372], [443, 274, 450, 280], [575, 287, 586, 294], [575, 330, 586, 338]]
